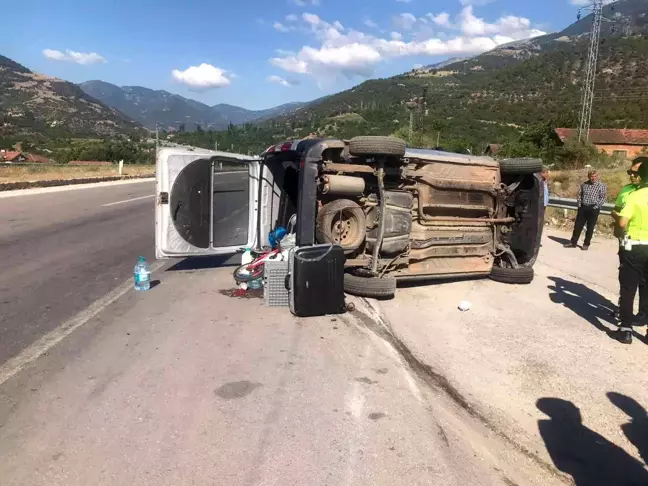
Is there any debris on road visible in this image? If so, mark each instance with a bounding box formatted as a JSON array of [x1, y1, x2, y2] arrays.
[[458, 300, 472, 312]]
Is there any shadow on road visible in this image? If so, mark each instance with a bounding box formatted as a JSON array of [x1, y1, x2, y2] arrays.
[[166, 254, 240, 272], [537, 397, 648, 486], [608, 392, 648, 466], [548, 235, 573, 246], [547, 276, 618, 336]]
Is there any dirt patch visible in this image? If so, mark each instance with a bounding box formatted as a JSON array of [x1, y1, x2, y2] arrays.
[[0, 164, 154, 184]]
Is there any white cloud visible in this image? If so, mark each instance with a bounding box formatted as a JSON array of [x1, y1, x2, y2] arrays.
[[430, 12, 451, 28], [303, 12, 321, 26], [413, 63, 423, 69], [364, 19, 378, 29], [274, 21, 292, 32], [396, 0, 413, 3], [394, 12, 418, 30], [42, 48, 106, 65], [459, 0, 496, 5], [286, 14, 298, 22], [292, 0, 321, 6], [570, 0, 614, 5], [270, 8, 545, 82], [171, 63, 231, 91], [267, 75, 297, 87], [457, 6, 544, 38]]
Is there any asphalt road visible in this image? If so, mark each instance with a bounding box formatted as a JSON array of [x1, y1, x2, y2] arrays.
[[0, 264, 547, 486], [0, 181, 156, 365]]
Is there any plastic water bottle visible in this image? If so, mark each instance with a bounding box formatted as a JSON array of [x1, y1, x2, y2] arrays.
[[134, 256, 151, 291]]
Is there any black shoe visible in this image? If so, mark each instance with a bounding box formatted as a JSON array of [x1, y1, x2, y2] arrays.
[[611, 329, 633, 344], [582, 245, 590, 251], [564, 243, 577, 248]]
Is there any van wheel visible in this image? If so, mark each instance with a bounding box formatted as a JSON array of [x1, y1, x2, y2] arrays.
[[344, 272, 396, 299], [316, 199, 366, 254], [349, 136, 406, 157], [498, 158, 543, 175], [489, 265, 534, 285]]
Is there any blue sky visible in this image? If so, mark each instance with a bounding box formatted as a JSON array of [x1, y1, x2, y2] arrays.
[[3, 0, 592, 110]]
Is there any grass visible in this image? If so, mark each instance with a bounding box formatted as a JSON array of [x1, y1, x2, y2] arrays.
[[0, 164, 155, 183]]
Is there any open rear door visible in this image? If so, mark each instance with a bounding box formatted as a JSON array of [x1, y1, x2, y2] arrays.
[[156, 147, 261, 259]]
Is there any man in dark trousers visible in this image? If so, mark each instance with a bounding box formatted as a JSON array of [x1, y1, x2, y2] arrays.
[[611, 158, 646, 319], [565, 169, 607, 250], [612, 162, 648, 344]]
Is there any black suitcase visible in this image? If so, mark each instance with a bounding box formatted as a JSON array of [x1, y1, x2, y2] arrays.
[[287, 244, 347, 317]]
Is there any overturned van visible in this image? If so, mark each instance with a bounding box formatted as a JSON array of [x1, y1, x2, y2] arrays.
[[155, 136, 545, 298]]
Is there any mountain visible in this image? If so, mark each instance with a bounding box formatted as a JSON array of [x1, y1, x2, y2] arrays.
[[79, 81, 306, 130], [0, 55, 143, 137], [414, 57, 469, 73], [212, 102, 307, 125], [251, 0, 648, 151]]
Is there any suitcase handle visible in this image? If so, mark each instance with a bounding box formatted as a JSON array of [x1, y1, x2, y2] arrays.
[[284, 273, 291, 291]]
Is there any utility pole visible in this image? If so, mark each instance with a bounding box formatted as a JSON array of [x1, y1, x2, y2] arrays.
[[577, 0, 615, 142]]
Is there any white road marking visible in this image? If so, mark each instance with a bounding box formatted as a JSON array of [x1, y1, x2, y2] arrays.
[[103, 194, 155, 207], [0, 178, 154, 199], [0, 261, 164, 388]]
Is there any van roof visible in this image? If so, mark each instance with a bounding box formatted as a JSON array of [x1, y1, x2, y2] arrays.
[[157, 146, 260, 161]]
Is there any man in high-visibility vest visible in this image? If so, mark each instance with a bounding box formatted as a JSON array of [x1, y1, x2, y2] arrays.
[[613, 161, 648, 344], [611, 157, 648, 319]]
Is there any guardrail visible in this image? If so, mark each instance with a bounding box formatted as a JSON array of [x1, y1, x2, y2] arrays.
[[548, 196, 614, 216]]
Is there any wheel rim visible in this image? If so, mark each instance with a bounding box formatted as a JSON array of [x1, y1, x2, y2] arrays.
[[331, 210, 361, 246]]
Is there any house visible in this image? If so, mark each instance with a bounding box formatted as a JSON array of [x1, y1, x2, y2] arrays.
[[0, 151, 27, 163], [25, 153, 53, 164], [554, 128, 648, 159]]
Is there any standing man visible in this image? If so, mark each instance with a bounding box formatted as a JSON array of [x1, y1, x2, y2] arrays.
[[611, 157, 647, 319], [565, 169, 607, 250], [612, 162, 648, 344]]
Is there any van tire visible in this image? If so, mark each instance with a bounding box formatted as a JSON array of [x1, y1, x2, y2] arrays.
[[316, 199, 366, 253], [344, 273, 396, 299], [489, 265, 534, 284], [499, 158, 543, 175], [349, 136, 407, 157]]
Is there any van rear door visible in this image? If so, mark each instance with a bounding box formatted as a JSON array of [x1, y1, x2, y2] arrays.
[[155, 148, 261, 259]]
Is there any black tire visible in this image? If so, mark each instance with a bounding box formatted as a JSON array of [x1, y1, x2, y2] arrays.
[[316, 199, 366, 254], [344, 273, 397, 298], [489, 265, 534, 285], [499, 158, 543, 175], [349, 136, 406, 157]]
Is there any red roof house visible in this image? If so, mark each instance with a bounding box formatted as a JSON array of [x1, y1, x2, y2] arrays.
[[0, 151, 27, 162], [554, 128, 648, 159]]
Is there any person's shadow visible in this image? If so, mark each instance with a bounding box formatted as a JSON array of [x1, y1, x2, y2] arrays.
[[548, 235, 573, 246], [548, 276, 619, 337], [537, 397, 648, 485], [608, 392, 648, 466]]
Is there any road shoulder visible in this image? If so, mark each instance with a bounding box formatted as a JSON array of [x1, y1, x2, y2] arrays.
[[363, 228, 648, 477]]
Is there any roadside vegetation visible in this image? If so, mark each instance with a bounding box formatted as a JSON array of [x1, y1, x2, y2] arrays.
[[0, 164, 154, 183]]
